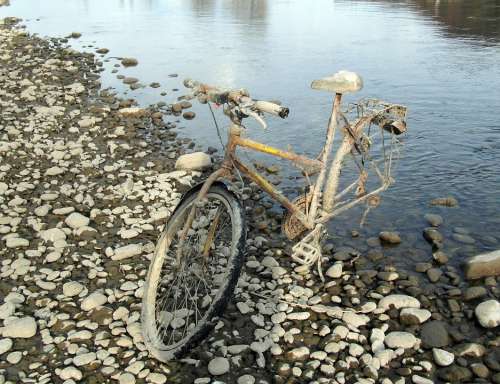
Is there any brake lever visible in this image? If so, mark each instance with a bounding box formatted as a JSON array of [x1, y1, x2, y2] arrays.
[[241, 107, 267, 130]]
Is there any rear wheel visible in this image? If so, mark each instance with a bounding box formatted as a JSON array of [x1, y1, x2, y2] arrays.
[[142, 185, 246, 362]]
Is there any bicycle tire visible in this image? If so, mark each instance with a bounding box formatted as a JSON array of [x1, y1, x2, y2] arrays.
[[142, 184, 246, 362]]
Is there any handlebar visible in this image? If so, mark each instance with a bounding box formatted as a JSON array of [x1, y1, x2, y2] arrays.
[[183, 78, 289, 128]]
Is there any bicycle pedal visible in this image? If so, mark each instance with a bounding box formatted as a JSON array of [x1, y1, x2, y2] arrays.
[[291, 240, 321, 266]]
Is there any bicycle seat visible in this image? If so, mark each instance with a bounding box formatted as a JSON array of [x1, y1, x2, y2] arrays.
[[311, 70, 363, 94]]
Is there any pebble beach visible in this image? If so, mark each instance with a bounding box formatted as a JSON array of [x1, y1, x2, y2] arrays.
[[0, 15, 499, 384]]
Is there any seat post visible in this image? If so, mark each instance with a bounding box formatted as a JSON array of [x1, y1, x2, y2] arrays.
[[307, 93, 343, 227]]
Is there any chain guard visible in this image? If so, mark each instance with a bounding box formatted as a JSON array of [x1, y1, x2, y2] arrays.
[[282, 194, 313, 240]]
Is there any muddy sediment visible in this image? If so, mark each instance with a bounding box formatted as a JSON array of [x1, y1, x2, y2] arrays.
[[0, 18, 499, 384]]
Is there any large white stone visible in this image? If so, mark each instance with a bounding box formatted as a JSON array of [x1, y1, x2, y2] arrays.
[[175, 152, 211, 171], [40, 228, 66, 242], [207, 357, 230, 375], [0, 338, 13, 355], [73, 352, 96, 366], [475, 300, 500, 328], [81, 292, 107, 311], [119, 373, 136, 384], [112, 244, 143, 261], [384, 332, 419, 349], [2, 317, 37, 338], [432, 348, 454, 366], [63, 281, 84, 297], [400, 308, 432, 324], [0, 302, 15, 320], [325, 262, 343, 279], [378, 294, 420, 311], [59, 366, 82, 381], [65, 212, 90, 229], [6, 237, 29, 248]]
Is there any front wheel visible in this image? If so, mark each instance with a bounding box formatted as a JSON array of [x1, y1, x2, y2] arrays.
[[142, 184, 246, 362]]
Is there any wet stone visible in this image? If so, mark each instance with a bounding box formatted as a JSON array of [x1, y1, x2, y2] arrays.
[[182, 111, 196, 120], [420, 321, 450, 348], [437, 365, 472, 382], [427, 268, 442, 283], [207, 357, 230, 376], [425, 213, 443, 227], [121, 57, 138, 66], [379, 231, 401, 244]]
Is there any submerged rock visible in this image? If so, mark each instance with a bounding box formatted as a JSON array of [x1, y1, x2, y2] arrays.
[[121, 57, 138, 66], [430, 196, 458, 207], [379, 231, 401, 244], [465, 249, 500, 280]]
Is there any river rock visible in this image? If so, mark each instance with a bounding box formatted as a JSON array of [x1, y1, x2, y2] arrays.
[[420, 321, 450, 348], [40, 227, 66, 242], [325, 262, 342, 279], [432, 251, 449, 264], [400, 308, 431, 325], [121, 57, 138, 66], [424, 213, 443, 227], [379, 231, 401, 244], [2, 316, 37, 338], [474, 300, 500, 328], [65, 212, 90, 229], [6, 350, 21, 364], [63, 281, 84, 297], [286, 346, 310, 361], [175, 152, 211, 171], [432, 348, 454, 366], [384, 332, 419, 349], [378, 294, 420, 311], [464, 286, 487, 301], [81, 292, 107, 311], [146, 373, 167, 384], [237, 374, 255, 384], [119, 373, 136, 384], [59, 366, 83, 381], [455, 343, 486, 358], [412, 375, 433, 384], [208, 357, 230, 375], [465, 250, 500, 279], [426, 267, 442, 282], [6, 237, 29, 248], [0, 338, 13, 355], [183, 111, 196, 120], [423, 227, 443, 245], [437, 365, 472, 382], [73, 352, 96, 366], [112, 244, 143, 260], [430, 196, 458, 207]]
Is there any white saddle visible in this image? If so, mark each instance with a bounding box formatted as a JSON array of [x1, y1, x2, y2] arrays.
[[311, 70, 363, 94]]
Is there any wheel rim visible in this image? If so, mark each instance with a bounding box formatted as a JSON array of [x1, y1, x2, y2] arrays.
[[144, 192, 236, 354]]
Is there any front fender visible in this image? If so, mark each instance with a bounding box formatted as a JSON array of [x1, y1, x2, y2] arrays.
[[172, 179, 239, 217]]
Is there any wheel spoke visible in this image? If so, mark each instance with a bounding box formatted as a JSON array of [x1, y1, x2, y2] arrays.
[[145, 190, 241, 354]]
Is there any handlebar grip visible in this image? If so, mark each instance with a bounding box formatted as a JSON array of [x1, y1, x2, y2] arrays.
[[254, 100, 289, 119]]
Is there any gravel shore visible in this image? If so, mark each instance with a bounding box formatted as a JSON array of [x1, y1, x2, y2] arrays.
[[0, 18, 499, 384]]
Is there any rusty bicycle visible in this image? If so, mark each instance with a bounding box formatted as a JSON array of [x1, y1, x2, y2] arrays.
[[142, 70, 408, 361]]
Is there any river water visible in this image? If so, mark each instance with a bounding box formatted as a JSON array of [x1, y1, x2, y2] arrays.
[[2, 0, 499, 270]]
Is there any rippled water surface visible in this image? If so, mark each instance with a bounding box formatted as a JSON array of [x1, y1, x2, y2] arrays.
[[2, 0, 500, 268]]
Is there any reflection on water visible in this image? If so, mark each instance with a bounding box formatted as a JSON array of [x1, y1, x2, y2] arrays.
[[1, 0, 499, 270], [411, 0, 500, 43]]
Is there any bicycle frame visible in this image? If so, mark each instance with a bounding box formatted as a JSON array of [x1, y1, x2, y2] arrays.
[[176, 91, 395, 252]]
